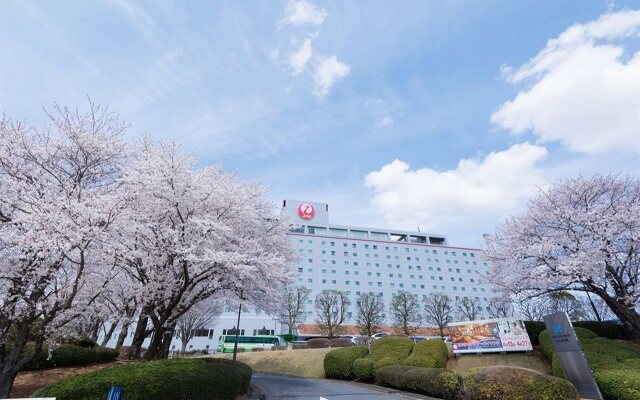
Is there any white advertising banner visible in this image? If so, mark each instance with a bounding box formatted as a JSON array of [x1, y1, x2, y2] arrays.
[[448, 318, 533, 354]]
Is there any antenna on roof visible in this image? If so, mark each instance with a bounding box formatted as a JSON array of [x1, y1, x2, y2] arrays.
[[417, 226, 421, 232]]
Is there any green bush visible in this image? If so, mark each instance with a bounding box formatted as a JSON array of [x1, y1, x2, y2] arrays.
[[21, 344, 118, 371], [524, 321, 546, 346], [369, 336, 414, 362], [330, 338, 352, 347], [460, 366, 579, 400], [581, 337, 640, 370], [594, 359, 640, 400], [306, 338, 330, 348], [539, 327, 597, 361], [63, 336, 98, 348], [323, 346, 369, 379], [403, 339, 448, 368], [353, 358, 376, 381], [35, 358, 252, 400], [376, 365, 461, 400], [573, 321, 624, 340]]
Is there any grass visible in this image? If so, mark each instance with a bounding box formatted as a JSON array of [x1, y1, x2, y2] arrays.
[[447, 347, 552, 374], [212, 348, 332, 379]]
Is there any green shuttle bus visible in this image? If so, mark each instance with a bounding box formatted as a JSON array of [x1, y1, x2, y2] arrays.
[[217, 335, 282, 353]]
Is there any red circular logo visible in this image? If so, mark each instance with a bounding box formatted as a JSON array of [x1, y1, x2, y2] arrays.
[[297, 203, 315, 220]]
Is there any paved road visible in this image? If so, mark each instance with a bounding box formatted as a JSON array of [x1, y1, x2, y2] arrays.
[[251, 373, 440, 400]]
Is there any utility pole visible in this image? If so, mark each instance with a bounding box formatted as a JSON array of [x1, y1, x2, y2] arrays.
[[232, 290, 243, 362]]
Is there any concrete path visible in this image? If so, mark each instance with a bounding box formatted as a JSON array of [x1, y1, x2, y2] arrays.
[[251, 373, 440, 400]]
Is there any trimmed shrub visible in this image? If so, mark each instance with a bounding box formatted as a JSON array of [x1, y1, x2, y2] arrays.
[[118, 346, 133, 359], [594, 359, 640, 400], [63, 336, 98, 348], [21, 344, 118, 371], [251, 347, 265, 352], [539, 327, 597, 360], [323, 346, 369, 379], [307, 338, 331, 348], [353, 357, 376, 381], [581, 337, 640, 370], [376, 365, 461, 400], [292, 342, 308, 350], [35, 358, 252, 400], [524, 321, 546, 346], [368, 336, 414, 363], [573, 321, 624, 340], [273, 345, 287, 351], [403, 339, 448, 368], [330, 338, 352, 348], [460, 366, 579, 400]]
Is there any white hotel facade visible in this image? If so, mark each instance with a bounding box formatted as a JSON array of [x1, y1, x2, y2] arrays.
[[100, 199, 498, 353]]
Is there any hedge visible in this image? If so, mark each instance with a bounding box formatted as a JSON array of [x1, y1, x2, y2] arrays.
[[353, 358, 376, 381], [35, 358, 252, 400], [572, 321, 624, 339], [323, 346, 369, 379], [306, 338, 331, 348], [403, 339, 448, 368], [330, 338, 352, 348], [460, 366, 579, 400], [376, 365, 460, 400], [540, 328, 640, 400], [524, 321, 546, 346], [353, 337, 414, 381], [539, 327, 597, 360], [594, 359, 640, 400], [21, 344, 118, 371], [292, 342, 308, 350]]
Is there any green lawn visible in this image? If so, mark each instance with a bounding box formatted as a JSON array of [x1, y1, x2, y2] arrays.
[[211, 348, 332, 379], [447, 348, 552, 374]]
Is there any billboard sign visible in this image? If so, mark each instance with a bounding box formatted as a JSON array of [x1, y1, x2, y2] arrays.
[[448, 318, 533, 354]]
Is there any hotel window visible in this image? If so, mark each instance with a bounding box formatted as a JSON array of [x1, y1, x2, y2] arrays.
[[398, 273, 403, 278], [470, 253, 475, 257], [322, 260, 327, 264], [346, 280, 350, 285], [389, 273, 394, 278], [416, 265, 422, 270], [452, 251, 456, 256], [330, 251, 336, 255], [432, 285, 437, 289], [344, 261, 349, 266], [419, 275, 423, 279], [353, 253, 358, 257], [366, 262, 371, 267], [406, 257, 411, 261], [373, 245, 378, 250], [343, 252, 348, 256], [354, 271, 360, 276], [432, 250, 437, 254], [377, 282, 382, 287], [456, 268, 460, 273], [308, 259, 313, 263], [308, 226, 326, 235], [322, 250, 326, 255], [345, 271, 350, 275], [437, 267, 441, 271], [431, 276, 435, 280], [355, 281, 360, 286], [322, 269, 327, 273], [308, 240, 313, 244], [448, 268, 452, 272], [463, 252, 467, 257], [390, 283, 395, 287], [410, 274, 415, 279], [446, 260, 451, 264], [367, 272, 372, 276], [368, 282, 373, 286], [297, 278, 302, 282], [450, 277, 455, 282], [330, 241, 335, 246], [332, 280, 337, 284], [332, 270, 336, 274], [297, 267, 303, 272], [330, 228, 348, 237], [459, 278, 463, 282], [322, 279, 327, 283], [461, 287, 466, 291], [439, 277, 443, 281], [470, 278, 475, 283], [351, 230, 368, 239], [364, 244, 369, 249], [354, 262, 359, 266], [411, 284, 416, 288], [331, 260, 336, 265], [399, 283, 404, 288], [307, 278, 313, 283], [376, 272, 381, 277], [343, 243, 348, 247], [307, 268, 313, 272], [429, 266, 433, 271], [352, 243, 357, 248]]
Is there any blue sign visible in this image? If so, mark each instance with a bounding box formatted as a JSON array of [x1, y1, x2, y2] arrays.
[[106, 386, 123, 400]]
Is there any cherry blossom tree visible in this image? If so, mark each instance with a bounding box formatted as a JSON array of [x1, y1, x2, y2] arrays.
[[0, 104, 128, 396], [485, 175, 640, 338], [116, 140, 295, 360], [175, 300, 222, 354]]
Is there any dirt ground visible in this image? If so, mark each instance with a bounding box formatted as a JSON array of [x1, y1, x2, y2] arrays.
[[10, 361, 123, 398]]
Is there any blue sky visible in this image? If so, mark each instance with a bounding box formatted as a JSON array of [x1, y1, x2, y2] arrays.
[[1, 0, 639, 247]]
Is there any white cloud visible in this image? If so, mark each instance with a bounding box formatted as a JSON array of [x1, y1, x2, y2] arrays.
[[287, 38, 313, 75], [312, 55, 350, 98], [364, 143, 548, 233], [278, 0, 327, 29], [492, 10, 640, 154], [374, 115, 394, 128]]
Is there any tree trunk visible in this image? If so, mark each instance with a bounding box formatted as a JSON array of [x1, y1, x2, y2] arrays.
[[180, 340, 188, 354], [130, 315, 149, 359], [101, 321, 118, 347], [144, 324, 174, 360], [595, 290, 640, 339], [0, 328, 30, 398], [585, 291, 602, 322], [115, 321, 131, 351], [89, 320, 102, 342]]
